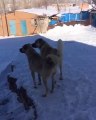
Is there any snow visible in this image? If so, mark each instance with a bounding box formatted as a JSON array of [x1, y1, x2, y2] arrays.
[[60, 6, 81, 14], [17, 7, 58, 16], [0, 24, 96, 120], [42, 24, 96, 46], [17, 5, 90, 17]]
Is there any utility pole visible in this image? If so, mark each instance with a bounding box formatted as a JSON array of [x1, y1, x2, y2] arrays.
[[45, 0, 48, 10], [2, 0, 9, 36], [75, 0, 77, 5], [56, 0, 60, 13], [1, 13, 4, 36], [13, 0, 15, 15]]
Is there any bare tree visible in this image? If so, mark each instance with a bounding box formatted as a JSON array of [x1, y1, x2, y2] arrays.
[[92, 0, 96, 5], [0, 0, 94, 13]]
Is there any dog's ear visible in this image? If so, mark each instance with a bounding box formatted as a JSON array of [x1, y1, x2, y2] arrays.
[[36, 38, 44, 42], [32, 38, 45, 48], [36, 38, 46, 48], [23, 44, 29, 50], [31, 43, 36, 48], [20, 44, 29, 53], [37, 38, 45, 44]]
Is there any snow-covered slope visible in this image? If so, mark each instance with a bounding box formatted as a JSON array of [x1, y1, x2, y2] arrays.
[[0, 25, 96, 120]]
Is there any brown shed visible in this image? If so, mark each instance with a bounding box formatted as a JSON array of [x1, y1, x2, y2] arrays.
[[0, 10, 49, 36]]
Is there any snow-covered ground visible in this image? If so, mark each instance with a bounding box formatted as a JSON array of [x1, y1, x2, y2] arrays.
[[0, 24, 96, 120]]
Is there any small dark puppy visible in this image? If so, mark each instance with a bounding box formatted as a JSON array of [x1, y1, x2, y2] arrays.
[[7, 75, 18, 93], [32, 38, 63, 80], [19, 44, 58, 97], [17, 87, 33, 110]]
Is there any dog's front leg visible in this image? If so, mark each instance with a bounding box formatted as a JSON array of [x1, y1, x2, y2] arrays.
[[31, 71, 37, 88], [38, 74, 42, 85], [42, 78, 48, 97], [59, 64, 63, 80], [50, 72, 56, 93]]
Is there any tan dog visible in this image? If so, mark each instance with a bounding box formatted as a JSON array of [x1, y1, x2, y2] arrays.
[[19, 44, 58, 97], [32, 38, 63, 80]]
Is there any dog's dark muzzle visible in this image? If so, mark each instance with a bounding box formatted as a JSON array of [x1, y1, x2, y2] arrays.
[[19, 48, 24, 53]]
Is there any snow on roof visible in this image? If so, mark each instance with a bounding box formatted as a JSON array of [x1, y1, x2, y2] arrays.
[[63, 6, 81, 13], [17, 6, 81, 15], [56, 6, 81, 17], [17, 7, 58, 16], [17, 5, 89, 17]]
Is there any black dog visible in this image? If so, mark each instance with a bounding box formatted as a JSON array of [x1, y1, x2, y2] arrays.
[[7, 75, 18, 93], [17, 87, 35, 110]]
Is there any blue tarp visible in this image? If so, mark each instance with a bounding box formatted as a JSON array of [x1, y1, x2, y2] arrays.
[[81, 11, 90, 20], [59, 13, 81, 22], [59, 11, 90, 23], [49, 11, 90, 25], [69, 13, 76, 21], [75, 13, 81, 21], [49, 20, 58, 25], [59, 14, 70, 22]]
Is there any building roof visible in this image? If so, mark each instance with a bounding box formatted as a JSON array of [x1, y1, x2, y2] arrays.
[[17, 4, 92, 17], [17, 7, 58, 16]]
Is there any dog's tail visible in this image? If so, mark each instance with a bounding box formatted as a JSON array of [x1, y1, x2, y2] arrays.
[[57, 39, 63, 63]]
